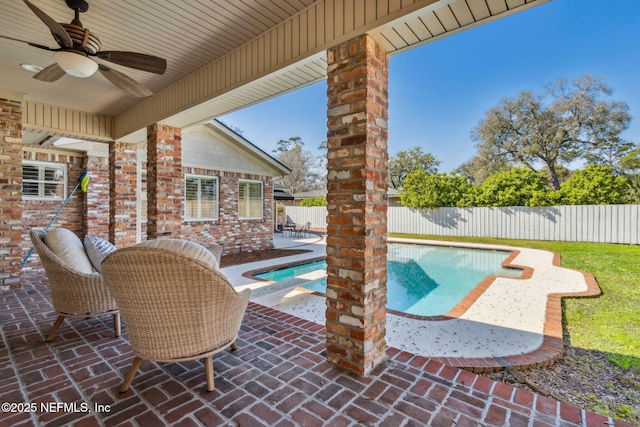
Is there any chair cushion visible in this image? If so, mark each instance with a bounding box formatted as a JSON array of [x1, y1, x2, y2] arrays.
[[206, 244, 223, 265], [135, 239, 218, 269], [44, 228, 94, 274], [84, 235, 116, 273]]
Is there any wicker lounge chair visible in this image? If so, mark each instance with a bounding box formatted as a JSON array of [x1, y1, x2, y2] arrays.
[[29, 229, 120, 341], [101, 242, 251, 392]]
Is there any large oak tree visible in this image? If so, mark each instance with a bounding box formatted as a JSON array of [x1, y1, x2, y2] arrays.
[[472, 75, 631, 189]]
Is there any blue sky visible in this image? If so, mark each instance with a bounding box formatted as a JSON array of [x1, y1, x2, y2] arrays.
[[220, 0, 640, 173]]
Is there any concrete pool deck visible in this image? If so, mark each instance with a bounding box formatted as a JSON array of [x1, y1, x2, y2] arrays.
[[222, 233, 601, 372]]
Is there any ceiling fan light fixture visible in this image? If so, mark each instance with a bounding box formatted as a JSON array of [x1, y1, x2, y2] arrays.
[[54, 51, 98, 78], [20, 63, 44, 73]]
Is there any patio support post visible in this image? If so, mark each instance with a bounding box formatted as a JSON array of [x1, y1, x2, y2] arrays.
[[146, 124, 183, 240], [109, 142, 138, 246], [325, 35, 389, 375], [0, 95, 23, 289], [85, 155, 110, 239]]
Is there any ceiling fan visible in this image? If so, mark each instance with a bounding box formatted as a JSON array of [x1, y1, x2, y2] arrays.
[[1, 0, 167, 97]]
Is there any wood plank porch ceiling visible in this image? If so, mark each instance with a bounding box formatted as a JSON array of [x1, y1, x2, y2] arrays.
[[0, 0, 549, 145]]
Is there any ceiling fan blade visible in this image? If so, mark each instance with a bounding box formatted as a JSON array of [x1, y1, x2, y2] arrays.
[[34, 63, 66, 82], [95, 51, 167, 74], [0, 34, 56, 51], [23, 0, 73, 48], [98, 64, 153, 97]]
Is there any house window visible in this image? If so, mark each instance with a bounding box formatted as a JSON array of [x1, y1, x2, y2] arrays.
[[22, 161, 67, 200], [185, 174, 218, 220], [140, 170, 147, 223], [239, 180, 263, 219]]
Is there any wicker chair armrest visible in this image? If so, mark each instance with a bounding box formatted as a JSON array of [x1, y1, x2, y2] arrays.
[[236, 288, 251, 298], [217, 287, 251, 342]]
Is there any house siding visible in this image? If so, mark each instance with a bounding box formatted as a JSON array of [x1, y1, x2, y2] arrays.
[[182, 127, 273, 175]]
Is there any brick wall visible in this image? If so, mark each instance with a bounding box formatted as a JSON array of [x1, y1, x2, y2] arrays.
[[0, 98, 23, 288], [181, 167, 275, 254], [21, 151, 87, 252], [325, 35, 389, 375], [21, 149, 115, 271]]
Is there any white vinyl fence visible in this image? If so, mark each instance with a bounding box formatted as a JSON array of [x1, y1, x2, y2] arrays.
[[285, 204, 640, 244]]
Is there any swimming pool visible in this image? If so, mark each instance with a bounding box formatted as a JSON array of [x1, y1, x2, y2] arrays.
[[254, 243, 520, 316]]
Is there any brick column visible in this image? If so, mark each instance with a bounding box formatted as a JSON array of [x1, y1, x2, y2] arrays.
[[109, 142, 137, 246], [147, 124, 182, 239], [85, 154, 110, 239], [0, 97, 23, 289], [325, 35, 389, 374]]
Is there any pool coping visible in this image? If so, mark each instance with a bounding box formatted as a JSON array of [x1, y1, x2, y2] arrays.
[[228, 236, 602, 372]]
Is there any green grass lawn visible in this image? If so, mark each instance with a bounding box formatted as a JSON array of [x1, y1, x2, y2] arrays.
[[389, 233, 640, 366]]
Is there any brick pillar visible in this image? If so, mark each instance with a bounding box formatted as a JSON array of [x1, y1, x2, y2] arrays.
[[325, 35, 389, 374], [0, 97, 23, 289], [147, 124, 182, 239], [85, 154, 110, 239], [109, 142, 137, 246]]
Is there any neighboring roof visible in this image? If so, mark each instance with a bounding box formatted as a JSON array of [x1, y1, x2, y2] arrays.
[[274, 188, 294, 201]]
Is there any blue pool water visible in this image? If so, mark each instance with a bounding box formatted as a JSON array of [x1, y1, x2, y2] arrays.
[[255, 243, 517, 316]]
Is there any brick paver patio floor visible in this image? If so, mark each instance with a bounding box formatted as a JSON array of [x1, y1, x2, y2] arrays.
[[1, 270, 633, 426]]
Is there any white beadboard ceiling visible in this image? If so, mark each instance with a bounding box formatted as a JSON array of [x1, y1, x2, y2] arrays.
[[0, 0, 549, 146]]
